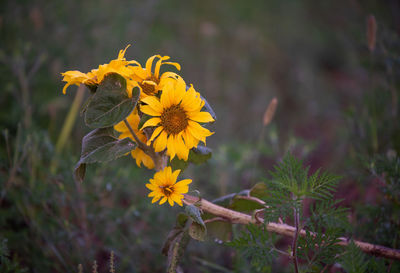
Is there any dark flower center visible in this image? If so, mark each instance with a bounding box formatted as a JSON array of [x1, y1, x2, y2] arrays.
[[159, 185, 174, 197], [161, 105, 188, 135], [139, 75, 160, 96]]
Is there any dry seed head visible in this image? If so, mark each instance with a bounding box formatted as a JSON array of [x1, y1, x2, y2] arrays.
[[92, 260, 98, 273], [263, 97, 278, 126], [109, 251, 115, 273], [78, 264, 83, 273], [367, 15, 377, 52]]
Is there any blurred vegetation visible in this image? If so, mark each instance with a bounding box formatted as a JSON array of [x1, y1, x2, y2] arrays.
[[1, 0, 400, 272]]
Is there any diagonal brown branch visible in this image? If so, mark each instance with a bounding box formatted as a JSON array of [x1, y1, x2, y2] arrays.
[[183, 194, 400, 261]]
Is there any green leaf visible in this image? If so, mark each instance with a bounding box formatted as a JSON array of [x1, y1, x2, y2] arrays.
[[84, 73, 140, 128], [228, 196, 264, 213], [138, 112, 152, 130], [74, 127, 137, 182], [185, 204, 206, 228], [189, 222, 206, 241], [212, 190, 249, 207], [73, 163, 86, 183], [249, 183, 269, 199], [206, 221, 232, 242], [188, 145, 212, 164], [176, 213, 189, 228], [170, 156, 189, 172]]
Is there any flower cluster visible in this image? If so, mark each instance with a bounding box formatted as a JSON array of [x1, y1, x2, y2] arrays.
[[61, 45, 214, 206]]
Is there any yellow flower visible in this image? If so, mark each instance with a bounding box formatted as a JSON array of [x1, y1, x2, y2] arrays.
[[146, 167, 192, 206], [140, 77, 214, 160], [114, 110, 154, 169], [61, 45, 138, 96], [129, 55, 181, 99]]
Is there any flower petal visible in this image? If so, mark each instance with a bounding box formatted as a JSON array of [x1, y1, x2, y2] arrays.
[[141, 105, 162, 117], [154, 56, 170, 78], [163, 61, 181, 71], [146, 55, 160, 74], [152, 196, 161, 203], [148, 126, 163, 144], [141, 96, 163, 113], [159, 196, 168, 205], [142, 118, 161, 129], [175, 135, 189, 160], [171, 169, 181, 183], [154, 131, 168, 152], [189, 111, 215, 123], [166, 135, 176, 160]]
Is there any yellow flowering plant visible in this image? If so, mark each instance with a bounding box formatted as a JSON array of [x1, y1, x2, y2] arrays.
[[60, 45, 400, 272], [61, 45, 215, 200]]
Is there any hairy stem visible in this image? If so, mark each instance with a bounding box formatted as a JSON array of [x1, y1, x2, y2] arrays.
[[183, 194, 400, 260], [123, 119, 167, 171], [123, 119, 148, 151]]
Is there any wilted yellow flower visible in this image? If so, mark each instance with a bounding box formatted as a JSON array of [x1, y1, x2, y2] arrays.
[[146, 167, 192, 206], [61, 45, 138, 96], [140, 77, 214, 160], [114, 110, 154, 169], [129, 55, 181, 99]]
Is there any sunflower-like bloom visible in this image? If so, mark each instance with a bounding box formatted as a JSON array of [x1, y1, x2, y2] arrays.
[[140, 77, 214, 160], [129, 55, 181, 99], [61, 45, 138, 96], [146, 167, 192, 206], [114, 110, 154, 169]]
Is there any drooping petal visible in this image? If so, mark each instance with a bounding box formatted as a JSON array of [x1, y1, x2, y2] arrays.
[[118, 44, 130, 59], [163, 61, 181, 71], [154, 56, 170, 78], [146, 55, 160, 75]]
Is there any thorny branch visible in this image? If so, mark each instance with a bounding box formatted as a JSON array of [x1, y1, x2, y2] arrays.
[[183, 194, 400, 261]]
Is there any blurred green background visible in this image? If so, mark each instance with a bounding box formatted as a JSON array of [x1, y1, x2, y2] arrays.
[[1, 0, 400, 272]]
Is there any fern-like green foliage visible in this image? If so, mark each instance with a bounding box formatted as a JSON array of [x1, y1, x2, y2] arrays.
[[297, 199, 349, 271], [269, 153, 341, 200], [229, 153, 350, 272], [227, 224, 278, 273], [339, 241, 368, 273]]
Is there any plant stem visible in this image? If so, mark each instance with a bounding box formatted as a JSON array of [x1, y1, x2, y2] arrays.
[[183, 194, 400, 260], [123, 119, 148, 151], [292, 206, 300, 273], [123, 119, 167, 171]]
